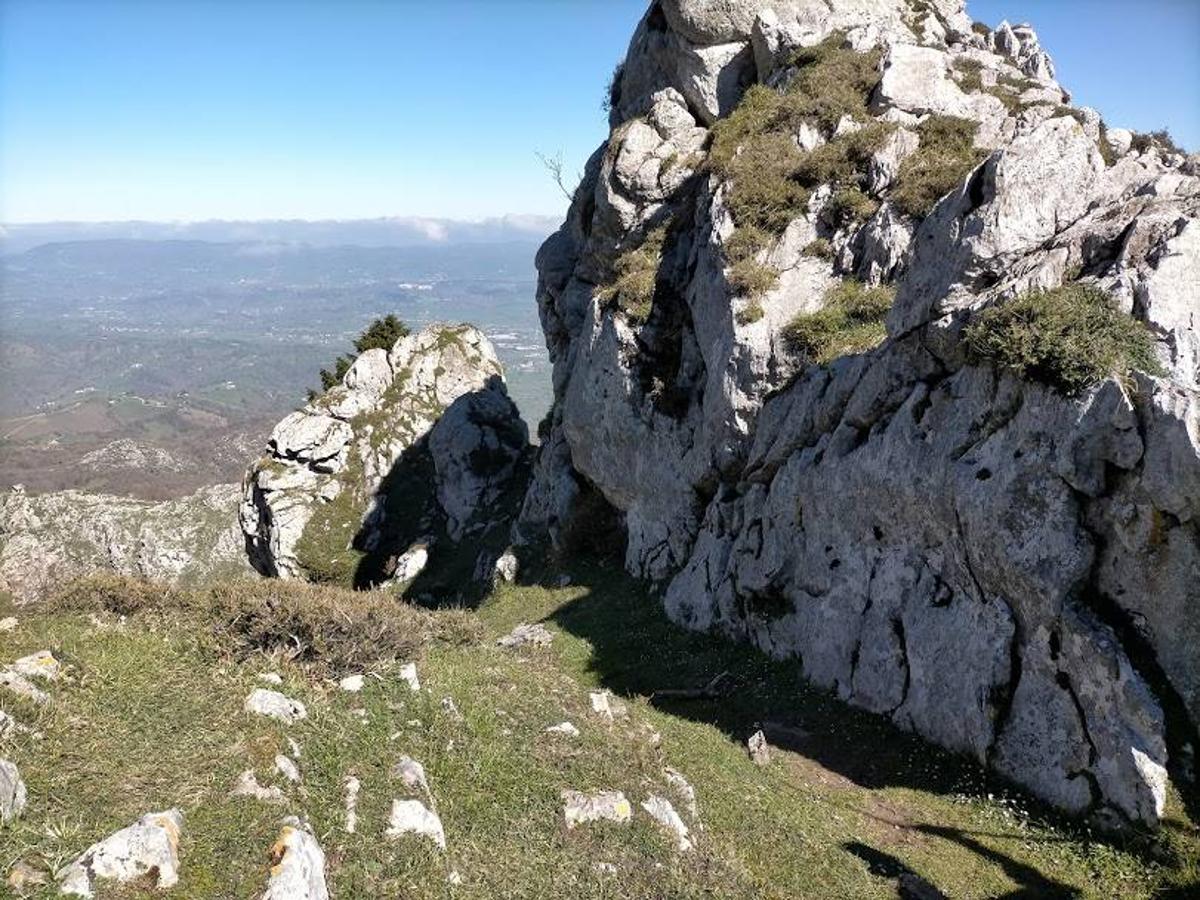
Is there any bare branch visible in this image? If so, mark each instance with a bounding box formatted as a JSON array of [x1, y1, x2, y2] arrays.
[[535, 150, 579, 203]]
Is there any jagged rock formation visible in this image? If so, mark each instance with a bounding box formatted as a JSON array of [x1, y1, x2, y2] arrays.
[[520, 0, 1199, 826], [241, 324, 531, 598], [0, 484, 248, 603]]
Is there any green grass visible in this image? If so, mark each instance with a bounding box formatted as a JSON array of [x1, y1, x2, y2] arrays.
[[964, 284, 1165, 394], [708, 35, 888, 300], [1, 565, 1194, 897], [598, 225, 668, 323], [891, 115, 985, 219], [782, 280, 895, 364]]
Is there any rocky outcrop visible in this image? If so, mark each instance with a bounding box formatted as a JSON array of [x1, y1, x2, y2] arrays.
[[520, 0, 1199, 827], [241, 324, 531, 598], [0, 483, 248, 603]]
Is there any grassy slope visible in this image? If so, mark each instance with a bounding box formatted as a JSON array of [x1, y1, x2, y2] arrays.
[[0, 565, 1196, 899]]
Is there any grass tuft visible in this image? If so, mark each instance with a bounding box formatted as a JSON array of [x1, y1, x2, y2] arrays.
[[964, 284, 1165, 394], [782, 280, 894, 364], [598, 225, 668, 323], [891, 115, 984, 219]]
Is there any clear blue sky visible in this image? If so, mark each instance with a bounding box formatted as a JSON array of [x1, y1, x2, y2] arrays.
[[1, 0, 1196, 224]]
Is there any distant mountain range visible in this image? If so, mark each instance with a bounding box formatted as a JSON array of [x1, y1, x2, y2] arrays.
[[0, 214, 559, 255]]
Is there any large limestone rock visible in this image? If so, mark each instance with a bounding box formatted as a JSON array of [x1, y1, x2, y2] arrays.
[[241, 324, 531, 597], [0, 483, 249, 604], [521, 0, 1200, 827], [58, 809, 184, 897]]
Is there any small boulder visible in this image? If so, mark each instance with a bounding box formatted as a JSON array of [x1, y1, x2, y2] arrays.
[[261, 819, 330, 900], [497, 622, 553, 648], [665, 767, 702, 826], [0, 759, 27, 822], [0, 670, 49, 705], [391, 755, 430, 795], [562, 790, 632, 829], [493, 550, 519, 583], [58, 809, 183, 898], [244, 688, 307, 724], [386, 799, 446, 849], [231, 770, 286, 805], [338, 674, 365, 693], [747, 730, 770, 766], [343, 776, 360, 834], [275, 755, 301, 784], [11, 650, 63, 681], [641, 795, 693, 851], [589, 690, 628, 721], [6, 861, 47, 892], [398, 662, 421, 693], [0, 617, 17, 632], [545, 721, 580, 737]]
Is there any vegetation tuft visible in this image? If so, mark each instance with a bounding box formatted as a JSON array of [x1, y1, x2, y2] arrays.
[[598, 225, 668, 323], [708, 35, 888, 299], [891, 115, 985, 219], [782, 280, 894, 364], [964, 284, 1165, 394], [310, 314, 410, 400]]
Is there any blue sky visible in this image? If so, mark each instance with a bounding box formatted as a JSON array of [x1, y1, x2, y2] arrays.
[[1, 0, 1196, 224]]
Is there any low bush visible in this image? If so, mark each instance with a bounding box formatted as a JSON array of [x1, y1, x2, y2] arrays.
[[51, 573, 480, 673], [827, 186, 879, 227], [1131, 128, 1183, 156], [964, 284, 1165, 394], [782, 280, 894, 363], [802, 237, 834, 260], [728, 258, 780, 298], [953, 57, 984, 93], [735, 300, 766, 326], [891, 115, 984, 219]]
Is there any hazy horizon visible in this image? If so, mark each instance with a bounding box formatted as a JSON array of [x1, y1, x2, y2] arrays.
[[2, 0, 1197, 225]]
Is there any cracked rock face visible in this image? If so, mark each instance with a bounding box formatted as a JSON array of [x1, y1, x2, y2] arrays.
[[520, 0, 1199, 826], [241, 324, 531, 592], [0, 483, 249, 604]]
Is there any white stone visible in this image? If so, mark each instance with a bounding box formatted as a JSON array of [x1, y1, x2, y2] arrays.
[[493, 549, 519, 583], [589, 690, 629, 721], [545, 721, 580, 737], [275, 755, 301, 784], [562, 790, 632, 829], [0, 759, 27, 822], [343, 776, 360, 834], [258, 672, 284, 685], [0, 670, 48, 705], [398, 662, 420, 693], [231, 770, 286, 804], [390, 755, 429, 795], [496, 622, 554, 648], [747, 730, 770, 766], [385, 799, 446, 849], [244, 688, 308, 724], [641, 795, 693, 850], [11, 650, 63, 681], [0, 617, 17, 631], [57, 809, 183, 898], [260, 819, 330, 900], [338, 674, 365, 693]]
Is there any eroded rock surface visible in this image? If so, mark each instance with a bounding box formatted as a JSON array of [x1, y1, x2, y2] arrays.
[[0, 483, 248, 604], [241, 324, 531, 599], [520, 0, 1199, 827], [58, 809, 184, 898]]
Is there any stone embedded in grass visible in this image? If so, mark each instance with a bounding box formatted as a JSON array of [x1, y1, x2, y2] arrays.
[[231, 770, 286, 805], [0, 759, 27, 822], [386, 799, 446, 849], [275, 755, 301, 784], [7, 860, 47, 891], [338, 673, 365, 693], [257, 672, 284, 685], [440, 696, 464, 722], [748, 730, 771, 766], [664, 768, 702, 827], [11, 650, 64, 682], [493, 549, 519, 583], [391, 544, 430, 583], [0, 617, 17, 632], [641, 795, 694, 851], [0, 670, 48, 705], [545, 721, 580, 737], [390, 755, 430, 795], [562, 790, 632, 829], [244, 688, 308, 724], [343, 776, 360, 833], [398, 662, 421, 693], [589, 690, 628, 721], [58, 809, 183, 898], [261, 818, 330, 900], [497, 622, 554, 648]]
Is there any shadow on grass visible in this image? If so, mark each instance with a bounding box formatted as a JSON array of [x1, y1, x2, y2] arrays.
[[526, 556, 1196, 897]]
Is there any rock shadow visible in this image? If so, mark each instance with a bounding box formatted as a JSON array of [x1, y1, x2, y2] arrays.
[[533, 557, 1190, 886], [351, 378, 531, 608]]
